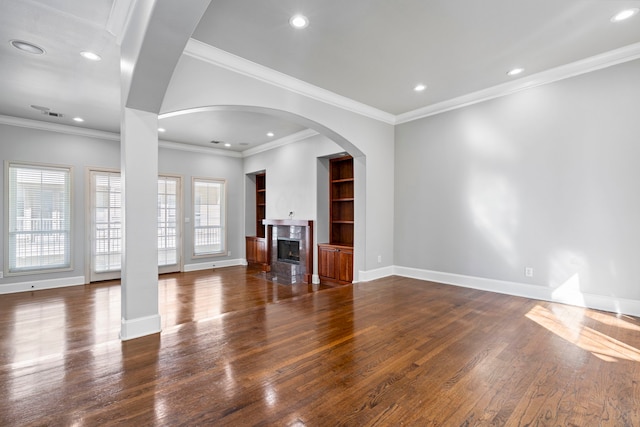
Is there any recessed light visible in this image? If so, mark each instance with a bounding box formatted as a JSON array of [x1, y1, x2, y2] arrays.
[[414, 84, 427, 92], [224, 143, 231, 147], [80, 51, 102, 61], [10, 40, 45, 55], [289, 14, 309, 29], [158, 127, 166, 133], [611, 8, 639, 22], [267, 132, 275, 137], [507, 68, 524, 76], [73, 117, 84, 122]]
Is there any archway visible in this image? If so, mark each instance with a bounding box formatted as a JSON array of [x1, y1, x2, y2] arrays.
[[159, 105, 367, 281]]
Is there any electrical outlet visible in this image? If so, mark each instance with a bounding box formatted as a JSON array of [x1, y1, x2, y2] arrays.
[[377, 255, 382, 263], [0, 271, 3, 279], [525, 267, 534, 277]]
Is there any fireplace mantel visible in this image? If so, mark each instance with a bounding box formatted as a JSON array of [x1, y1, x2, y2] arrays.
[[263, 219, 314, 227], [263, 219, 314, 284]]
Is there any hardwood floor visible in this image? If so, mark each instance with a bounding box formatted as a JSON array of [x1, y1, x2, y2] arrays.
[[1, 267, 639, 426]]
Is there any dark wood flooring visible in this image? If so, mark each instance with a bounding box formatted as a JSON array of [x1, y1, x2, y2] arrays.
[[1, 266, 639, 426]]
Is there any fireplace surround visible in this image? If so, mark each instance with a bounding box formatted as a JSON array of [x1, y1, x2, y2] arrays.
[[263, 219, 313, 284]]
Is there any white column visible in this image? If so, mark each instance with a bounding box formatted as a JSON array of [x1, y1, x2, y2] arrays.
[[119, 106, 161, 340]]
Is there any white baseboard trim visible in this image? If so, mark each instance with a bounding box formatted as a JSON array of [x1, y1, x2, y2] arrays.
[[358, 266, 394, 283], [120, 314, 162, 341], [0, 276, 86, 294], [184, 258, 246, 272], [394, 266, 549, 300], [394, 266, 640, 317]]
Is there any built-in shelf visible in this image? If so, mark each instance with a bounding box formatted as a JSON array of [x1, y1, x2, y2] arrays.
[[319, 155, 354, 284], [247, 172, 268, 267], [329, 156, 354, 247], [256, 173, 266, 238]]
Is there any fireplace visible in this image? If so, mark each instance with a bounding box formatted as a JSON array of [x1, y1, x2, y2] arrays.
[[263, 219, 313, 284], [277, 238, 300, 263]]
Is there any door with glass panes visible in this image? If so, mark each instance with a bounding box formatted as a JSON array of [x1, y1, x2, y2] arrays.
[[89, 170, 181, 281]]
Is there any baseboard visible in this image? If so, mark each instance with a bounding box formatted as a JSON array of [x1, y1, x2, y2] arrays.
[[184, 258, 246, 272], [0, 275, 86, 294], [120, 314, 162, 341], [393, 266, 640, 317], [358, 266, 394, 283], [312, 274, 320, 285]]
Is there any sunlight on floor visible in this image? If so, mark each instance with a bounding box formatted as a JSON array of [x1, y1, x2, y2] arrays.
[[584, 310, 640, 332], [526, 305, 640, 362]]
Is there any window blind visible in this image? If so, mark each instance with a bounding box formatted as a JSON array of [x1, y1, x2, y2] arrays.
[[92, 171, 122, 273], [8, 163, 71, 273], [193, 179, 225, 256]]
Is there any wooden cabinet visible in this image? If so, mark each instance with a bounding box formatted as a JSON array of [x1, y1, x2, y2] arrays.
[[318, 244, 353, 284], [318, 155, 354, 284], [246, 236, 268, 265]]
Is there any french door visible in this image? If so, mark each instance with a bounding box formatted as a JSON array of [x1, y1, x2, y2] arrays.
[[157, 175, 181, 274], [89, 170, 182, 282]]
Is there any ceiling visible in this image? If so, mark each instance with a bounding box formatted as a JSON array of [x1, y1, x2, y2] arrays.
[[1, 0, 639, 152]]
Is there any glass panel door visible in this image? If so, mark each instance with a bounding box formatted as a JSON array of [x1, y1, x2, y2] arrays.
[[89, 171, 182, 281], [158, 176, 181, 274], [90, 171, 121, 281]]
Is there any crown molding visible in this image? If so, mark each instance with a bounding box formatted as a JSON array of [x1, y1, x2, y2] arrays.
[[158, 140, 242, 158], [0, 115, 120, 141], [0, 113, 313, 158], [5, 40, 639, 149], [184, 38, 396, 125], [185, 39, 640, 126], [396, 41, 640, 124], [107, 0, 138, 44], [242, 129, 319, 158]]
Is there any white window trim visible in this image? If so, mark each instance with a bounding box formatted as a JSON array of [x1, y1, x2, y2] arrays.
[[192, 177, 227, 258], [4, 160, 74, 277]]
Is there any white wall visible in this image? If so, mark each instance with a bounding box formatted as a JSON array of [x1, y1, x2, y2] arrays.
[[0, 122, 244, 292], [0, 124, 118, 290], [243, 134, 342, 220], [394, 59, 640, 312]]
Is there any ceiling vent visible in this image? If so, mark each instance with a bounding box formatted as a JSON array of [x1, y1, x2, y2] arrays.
[[42, 111, 64, 118]]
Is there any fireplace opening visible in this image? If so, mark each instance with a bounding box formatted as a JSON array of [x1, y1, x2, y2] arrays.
[[277, 238, 300, 264]]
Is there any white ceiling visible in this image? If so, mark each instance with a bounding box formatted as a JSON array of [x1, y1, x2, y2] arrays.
[[1, 0, 639, 152]]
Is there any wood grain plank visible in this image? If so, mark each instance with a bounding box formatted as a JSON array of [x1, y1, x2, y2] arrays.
[[1, 266, 640, 426]]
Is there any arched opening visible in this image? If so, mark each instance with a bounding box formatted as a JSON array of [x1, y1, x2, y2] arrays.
[[159, 105, 366, 282]]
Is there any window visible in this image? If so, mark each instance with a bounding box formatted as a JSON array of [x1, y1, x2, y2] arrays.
[[193, 178, 226, 256], [6, 162, 72, 274]]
